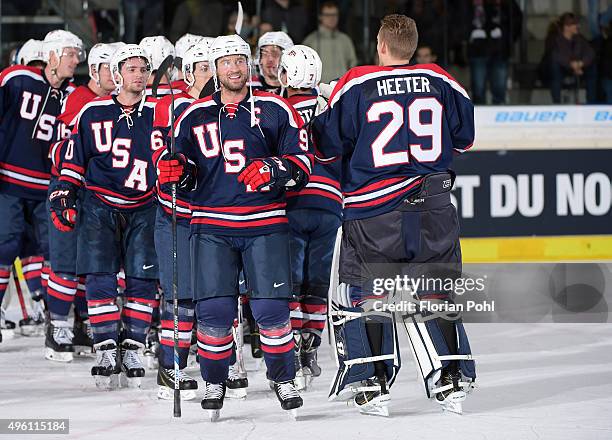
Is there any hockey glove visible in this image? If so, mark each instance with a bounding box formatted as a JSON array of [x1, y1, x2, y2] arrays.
[[48, 185, 78, 232], [237, 157, 295, 192], [157, 153, 197, 191]]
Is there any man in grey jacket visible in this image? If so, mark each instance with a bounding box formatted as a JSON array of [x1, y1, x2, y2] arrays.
[[302, 1, 357, 83]]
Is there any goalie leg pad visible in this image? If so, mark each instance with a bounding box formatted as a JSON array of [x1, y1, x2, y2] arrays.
[[328, 303, 400, 400], [403, 312, 476, 398]]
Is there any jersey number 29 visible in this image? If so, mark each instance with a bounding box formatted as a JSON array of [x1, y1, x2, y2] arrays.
[[367, 97, 442, 167]]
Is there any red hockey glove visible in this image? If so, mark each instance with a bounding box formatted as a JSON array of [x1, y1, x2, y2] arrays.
[[237, 157, 294, 192], [48, 185, 78, 232], [157, 153, 196, 190]]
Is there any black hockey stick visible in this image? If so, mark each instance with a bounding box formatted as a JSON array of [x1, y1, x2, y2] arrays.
[[152, 55, 182, 418]]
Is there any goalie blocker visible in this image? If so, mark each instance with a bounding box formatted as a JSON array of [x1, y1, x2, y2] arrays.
[[328, 172, 476, 414]]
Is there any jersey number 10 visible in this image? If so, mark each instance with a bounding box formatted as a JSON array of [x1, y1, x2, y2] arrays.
[[367, 97, 442, 167]]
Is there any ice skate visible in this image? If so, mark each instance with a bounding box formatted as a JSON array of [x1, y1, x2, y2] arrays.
[[201, 382, 226, 422], [293, 353, 309, 391], [143, 326, 159, 370], [44, 320, 74, 362], [72, 317, 93, 356], [273, 380, 303, 420], [435, 370, 467, 415], [0, 307, 15, 341], [354, 378, 390, 417], [225, 363, 248, 399], [91, 339, 120, 390], [120, 339, 145, 388], [301, 347, 321, 378], [20, 295, 46, 336], [157, 366, 198, 400]]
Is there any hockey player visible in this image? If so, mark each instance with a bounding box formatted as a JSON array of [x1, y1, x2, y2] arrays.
[[140, 36, 176, 97], [16, 39, 47, 68], [52, 44, 159, 389], [173, 33, 205, 89], [279, 45, 342, 390], [153, 40, 213, 401], [314, 15, 476, 415], [45, 42, 122, 362], [0, 29, 82, 342], [250, 31, 294, 95], [157, 34, 312, 420]]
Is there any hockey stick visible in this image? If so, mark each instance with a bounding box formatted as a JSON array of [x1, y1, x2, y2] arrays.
[[235, 2, 244, 36], [152, 55, 182, 418], [12, 265, 30, 321]]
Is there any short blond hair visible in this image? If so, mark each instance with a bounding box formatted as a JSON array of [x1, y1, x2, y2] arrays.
[[378, 14, 418, 60]]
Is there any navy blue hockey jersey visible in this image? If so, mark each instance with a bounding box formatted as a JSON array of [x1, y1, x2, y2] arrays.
[[313, 64, 474, 221], [249, 74, 282, 95], [0, 65, 75, 200], [59, 95, 160, 210], [285, 92, 342, 218], [153, 91, 194, 223], [174, 90, 312, 236]]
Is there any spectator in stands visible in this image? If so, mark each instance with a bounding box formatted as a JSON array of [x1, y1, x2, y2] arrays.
[[262, 0, 309, 43], [413, 45, 438, 65], [404, 0, 448, 64], [545, 12, 597, 104], [170, 0, 224, 41], [466, 0, 522, 105], [303, 1, 357, 83]]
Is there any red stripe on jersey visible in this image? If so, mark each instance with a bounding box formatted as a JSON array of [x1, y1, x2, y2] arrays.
[[87, 185, 153, 201], [58, 175, 82, 187], [63, 163, 85, 174], [0, 162, 51, 179], [93, 194, 152, 209], [344, 177, 406, 196], [191, 217, 288, 228], [190, 202, 285, 214], [0, 65, 43, 85], [310, 175, 341, 189], [0, 175, 48, 190], [346, 179, 422, 209], [283, 154, 312, 175], [286, 188, 342, 203]]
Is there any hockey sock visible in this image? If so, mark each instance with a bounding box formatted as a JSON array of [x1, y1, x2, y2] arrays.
[[20, 256, 44, 295], [86, 273, 120, 343], [195, 296, 236, 383], [121, 277, 157, 344], [250, 298, 295, 382], [159, 299, 194, 369], [40, 263, 50, 295], [74, 277, 88, 320], [0, 265, 10, 306], [300, 294, 327, 349], [46, 270, 78, 320]]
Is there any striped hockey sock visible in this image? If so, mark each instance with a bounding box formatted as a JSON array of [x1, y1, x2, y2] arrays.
[[46, 271, 78, 320], [159, 301, 194, 369]]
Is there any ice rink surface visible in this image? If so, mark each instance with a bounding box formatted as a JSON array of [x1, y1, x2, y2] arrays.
[[1, 305, 611, 440]]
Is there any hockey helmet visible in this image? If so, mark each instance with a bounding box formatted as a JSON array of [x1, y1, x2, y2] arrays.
[[278, 45, 322, 89]]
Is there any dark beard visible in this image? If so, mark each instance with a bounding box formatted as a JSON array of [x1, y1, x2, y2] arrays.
[[220, 75, 247, 92]]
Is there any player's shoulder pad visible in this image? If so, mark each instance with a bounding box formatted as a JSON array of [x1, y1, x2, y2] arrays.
[[0, 65, 44, 87], [253, 90, 303, 128], [328, 64, 469, 107]]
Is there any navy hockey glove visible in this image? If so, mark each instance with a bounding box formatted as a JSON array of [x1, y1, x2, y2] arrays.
[[157, 153, 196, 191], [237, 157, 295, 192], [48, 185, 78, 232]]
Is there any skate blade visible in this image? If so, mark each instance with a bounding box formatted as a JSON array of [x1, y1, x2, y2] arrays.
[[438, 390, 466, 415], [157, 386, 197, 401], [20, 325, 42, 337], [44, 347, 73, 363], [287, 409, 299, 421], [120, 373, 142, 389], [226, 387, 247, 399], [95, 374, 119, 390], [356, 394, 391, 417], [0, 329, 15, 341], [207, 409, 220, 422]]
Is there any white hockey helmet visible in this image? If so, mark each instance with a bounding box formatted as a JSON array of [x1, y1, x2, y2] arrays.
[[182, 39, 214, 87], [43, 29, 85, 63], [209, 34, 252, 78], [175, 33, 203, 60], [17, 39, 46, 66], [278, 45, 322, 89], [110, 43, 151, 89], [256, 31, 293, 69], [88, 42, 125, 83], [139, 36, 175, 71]]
